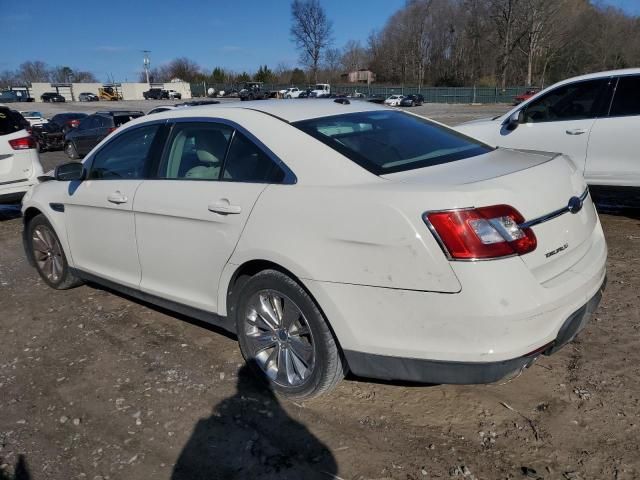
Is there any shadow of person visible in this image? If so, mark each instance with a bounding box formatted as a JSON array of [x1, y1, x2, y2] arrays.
[[0, 455, 32, 480], [172, 361, 337, 480]]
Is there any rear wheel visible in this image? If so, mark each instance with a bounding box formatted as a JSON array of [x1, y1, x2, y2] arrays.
[[235, 270, 346, 400], [65, 142, 79, 160], [27, 214, 83, 290]]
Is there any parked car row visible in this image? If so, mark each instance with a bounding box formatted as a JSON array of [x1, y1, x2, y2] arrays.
[[143, 88, 182, 100]]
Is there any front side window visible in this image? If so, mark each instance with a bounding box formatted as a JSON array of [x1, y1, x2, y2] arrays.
[[88, 124, 160, 180], [222, 132, 285, 183], [294, 110, 491, 175], [159, 123, 232, 180], [522, 79, 608, 123], [609, 75, 640, 117]]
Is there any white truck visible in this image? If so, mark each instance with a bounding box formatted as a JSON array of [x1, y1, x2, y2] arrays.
[[281, 87, 303, 99], [310, 84, 331, 98]]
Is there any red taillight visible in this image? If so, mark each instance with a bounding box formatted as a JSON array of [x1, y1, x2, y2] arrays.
[[69, 119, 80, 127], [107, 127, 117, 134], [425, 205, 537, 260], [8, 136, 37, 150]]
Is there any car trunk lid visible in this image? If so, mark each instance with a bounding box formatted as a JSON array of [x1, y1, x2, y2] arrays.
[[383, 148, 597, 284]]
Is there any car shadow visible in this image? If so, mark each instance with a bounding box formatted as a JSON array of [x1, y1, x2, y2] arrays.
[[171, 361, 338, 480], [0, 455, 32, 480], [0, 204, 21, 221]]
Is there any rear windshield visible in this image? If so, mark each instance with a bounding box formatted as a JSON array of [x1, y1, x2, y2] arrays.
[[114, 114, 143, 127], [293, 110, 492, 175], [0, 109, 26, 135]]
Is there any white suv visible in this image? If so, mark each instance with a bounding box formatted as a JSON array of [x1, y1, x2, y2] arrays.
[[21, 101, 606, 399], [0, 107, 44, 203], [456, 69, 640, 195]]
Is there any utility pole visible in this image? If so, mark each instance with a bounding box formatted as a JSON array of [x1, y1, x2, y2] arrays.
[[142, 50, 151, 85]]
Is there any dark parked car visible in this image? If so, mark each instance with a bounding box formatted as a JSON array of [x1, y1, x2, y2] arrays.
[[64, 110, 144, 159], [41, 92, 66, 103], [78, 92, 99, 102], [400, 94, 424, 107], [175, 100, 220, 107], [239, 82, 270, 101], [366, 93, 386, 104], [143, 88, 169, 100], [49, 113, 89, 134], [31, 122, 65, 152]]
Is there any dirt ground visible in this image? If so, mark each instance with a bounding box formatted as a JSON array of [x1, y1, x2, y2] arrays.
[[1, 102, 639, 480]]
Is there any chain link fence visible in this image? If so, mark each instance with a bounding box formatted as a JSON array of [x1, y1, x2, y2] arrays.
[[190, 82, 527, 104]]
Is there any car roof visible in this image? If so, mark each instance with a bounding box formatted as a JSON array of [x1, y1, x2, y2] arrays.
[[550, 68, 640, 87], [95, 110, 144, 116], [162, 99, 390, 123]]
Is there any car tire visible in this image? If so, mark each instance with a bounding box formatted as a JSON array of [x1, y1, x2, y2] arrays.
[[27, 214, 83, 290], [65, 142, 80, 160], [235, 269, 346, 400]]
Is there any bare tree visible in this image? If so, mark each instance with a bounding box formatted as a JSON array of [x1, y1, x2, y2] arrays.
[[341, 40, 369, 72], [290, 0, 333, 82], [17, 61, 49, 84]]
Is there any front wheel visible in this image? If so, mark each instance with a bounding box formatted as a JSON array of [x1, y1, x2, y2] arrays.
[[27, 214, 83, 290], [235, 270, 346, 400]]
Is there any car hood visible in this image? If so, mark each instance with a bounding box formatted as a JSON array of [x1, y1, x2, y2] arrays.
[[457, 116, 500, 126]]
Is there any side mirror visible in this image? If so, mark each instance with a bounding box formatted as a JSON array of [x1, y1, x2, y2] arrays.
[[505, 110, 524, 130], [55, 162, 85, 182]]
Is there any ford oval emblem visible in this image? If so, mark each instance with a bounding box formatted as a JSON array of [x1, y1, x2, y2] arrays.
[[567, 196, 583, 214]]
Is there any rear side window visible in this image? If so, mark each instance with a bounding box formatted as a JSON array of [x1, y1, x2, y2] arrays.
[[293, 111, 491, 175], [88, 124, 160, 180], [222, 132, 285, 183], [0, 109, 26, 135], [609, 75, 640, 117], [523, 79, 608, 123], [159, 122, 233, 180]]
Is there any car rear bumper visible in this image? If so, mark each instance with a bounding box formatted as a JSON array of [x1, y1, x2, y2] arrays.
[[304, 219, 607, 383], [343, 279, 605, 384]]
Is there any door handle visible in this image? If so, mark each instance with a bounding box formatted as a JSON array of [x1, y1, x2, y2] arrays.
[[566, 128, 586, 135], [107, 191, 128, 204], [208, 200, 242, 215]]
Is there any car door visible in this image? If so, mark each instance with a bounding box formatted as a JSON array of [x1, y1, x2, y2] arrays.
[[63, 123, 163, 287], [72, 116, 97, 155], [494, 78, 611, 171], [585, 74, 640, 187], [134, 121, 287, 313]]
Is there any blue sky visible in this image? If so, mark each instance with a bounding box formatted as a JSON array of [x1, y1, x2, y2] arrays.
[[1, 0, 637, 82]]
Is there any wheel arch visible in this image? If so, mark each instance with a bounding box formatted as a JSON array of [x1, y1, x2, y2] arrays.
[[222, 259, 347, 358], [22, 206, 44, 267]]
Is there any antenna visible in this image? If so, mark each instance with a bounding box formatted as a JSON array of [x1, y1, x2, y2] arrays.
[[142, 50, 151, 84]]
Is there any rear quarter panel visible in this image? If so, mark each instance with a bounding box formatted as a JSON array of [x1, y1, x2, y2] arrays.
[[228, 183, 462, 295]]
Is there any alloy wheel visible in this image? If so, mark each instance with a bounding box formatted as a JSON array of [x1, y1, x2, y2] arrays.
[[243, 290, 315, 387], [32, 225, 64, 283]]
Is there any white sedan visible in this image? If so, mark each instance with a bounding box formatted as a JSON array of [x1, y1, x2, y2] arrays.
[[19, 111, 48, 127], [455, 68, 640, 193], [21, 101, 607, 398], [282, 87, 302, 99], [384, 94, 405, 106]]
